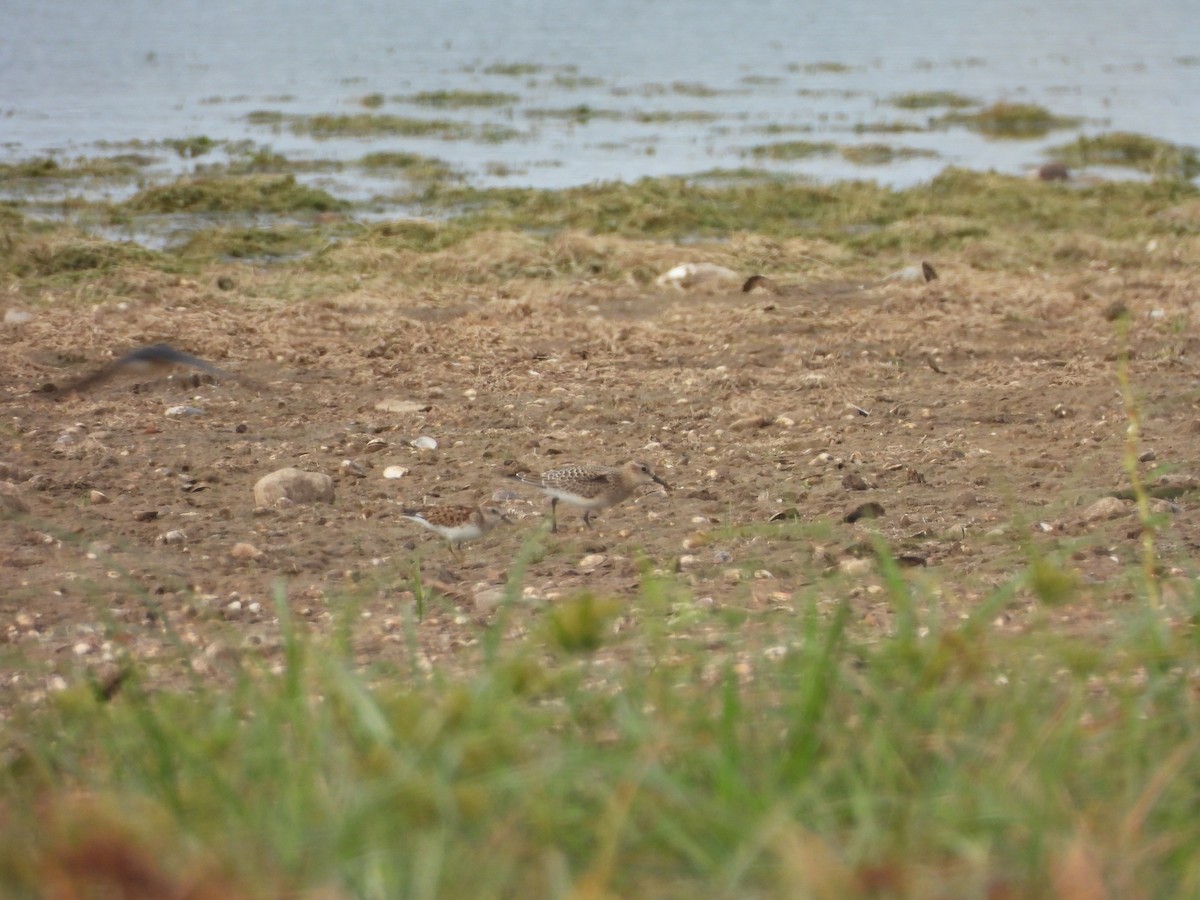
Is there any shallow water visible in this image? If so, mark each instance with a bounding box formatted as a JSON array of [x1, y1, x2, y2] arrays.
[[2, 0, 1198, 191]]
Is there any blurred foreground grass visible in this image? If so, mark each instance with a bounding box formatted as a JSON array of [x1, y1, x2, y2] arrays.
[[2, 165, 1200, 898], [2, 542, 1198, 898]]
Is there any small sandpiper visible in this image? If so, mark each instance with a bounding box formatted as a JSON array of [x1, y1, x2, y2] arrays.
[[509, 460, 669, 532], [400, 504, 510, 557]]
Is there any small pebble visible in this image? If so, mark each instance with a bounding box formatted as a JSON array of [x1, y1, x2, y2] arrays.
[[411, 436, 438, 450]]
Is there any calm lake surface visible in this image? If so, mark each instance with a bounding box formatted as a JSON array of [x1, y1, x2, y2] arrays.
[[2, 0, 1198, 192]]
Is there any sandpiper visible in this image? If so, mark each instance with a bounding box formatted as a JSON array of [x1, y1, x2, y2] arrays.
[[400, 504, 510, 557], [54, 343, 253, 396], [509, 460, 669, 532]]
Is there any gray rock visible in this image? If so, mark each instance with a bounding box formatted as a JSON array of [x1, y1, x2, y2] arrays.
[[1081, 496, 1131, 523], [253, 467, 335, 507]]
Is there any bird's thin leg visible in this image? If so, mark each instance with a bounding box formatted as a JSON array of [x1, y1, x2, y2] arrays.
[[583, 510, 594, 530], [550, 498, 558, 533]]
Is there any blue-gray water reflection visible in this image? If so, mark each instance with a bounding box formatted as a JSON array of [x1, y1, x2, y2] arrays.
[[2, 0, 1197, 190]]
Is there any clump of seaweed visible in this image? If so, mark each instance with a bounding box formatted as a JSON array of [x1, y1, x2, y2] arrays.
[[746, 141, 837, 160], [889, 91, 977, 110], [284, 114, 473, 140], [940, 102, 1081, 138], [124, 175, 347, 214], [1047, 132, 1200, 179], [401, 90, 518, 109], [840, 144, 939, 165]]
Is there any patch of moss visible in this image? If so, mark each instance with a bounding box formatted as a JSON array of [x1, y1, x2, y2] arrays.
[[553, 74, 605, 90], [1047, 132, 1200, 179], [940, 102, 1081, 138], [689, 168, 788, 182], [525, 105, 623, 124], [406, 169, 1198, 260], [359, 151, 440, 169], [0, 202, 25, 227], [791, 61, 855, 74], [307, 220, 473, 262], [201, 147, 342, 177], [124, 175, 347, 214], [746, 123, 815, 136], [840, 144, 939, 165], [358, 152, 461, 184], [853, 121, 926, 134], [402, 90, 518, 109], [670, 81, 723, 96], [0, 155, 152, 182], [890, 91, 977, 110], [9, 237, 162, 277], [359, 93, 386, 109], [245, 110, 287, 127], [0, 158, 62, 179], [632, 110, 720, 124], [174, 226, 326, 259], [164, 136, 218, 159], [484, 62, 542, 77], [479, 125, 522, 144], [746, 141, 837, 160], [285, 114, 473, 140], [221, 147, 292, 173]]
